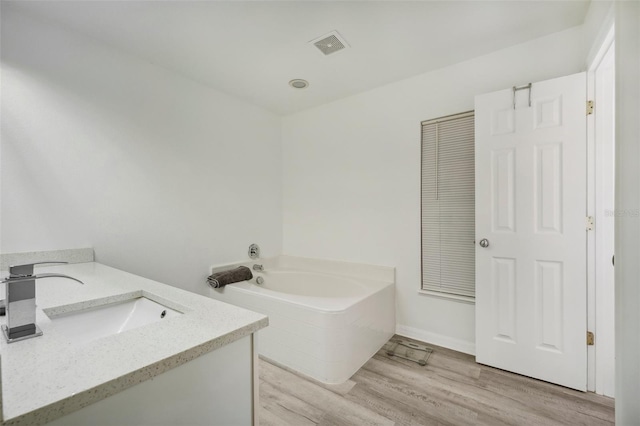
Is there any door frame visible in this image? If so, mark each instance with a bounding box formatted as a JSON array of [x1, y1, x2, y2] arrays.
[[586, 23, 615, 396]]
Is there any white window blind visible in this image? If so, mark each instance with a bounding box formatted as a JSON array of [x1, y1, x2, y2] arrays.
[[421, 111, 475, 298]]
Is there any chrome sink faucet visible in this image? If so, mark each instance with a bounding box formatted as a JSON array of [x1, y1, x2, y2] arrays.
[[1, 261, 83, 343]]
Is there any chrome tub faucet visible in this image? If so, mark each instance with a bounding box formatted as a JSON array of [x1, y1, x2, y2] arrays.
[[1, 261, 83, 343], [252, 264, 264, 272]]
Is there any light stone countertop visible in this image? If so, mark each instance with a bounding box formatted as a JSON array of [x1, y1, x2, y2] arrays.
[[0, 262, 268, 425]]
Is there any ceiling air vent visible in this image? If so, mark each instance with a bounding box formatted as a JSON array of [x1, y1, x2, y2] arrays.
[[310, 31, 349, 56]]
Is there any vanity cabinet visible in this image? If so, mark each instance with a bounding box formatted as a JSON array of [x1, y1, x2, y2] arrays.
[[0, 261, 267, 426], [46, 335, 258, 426]]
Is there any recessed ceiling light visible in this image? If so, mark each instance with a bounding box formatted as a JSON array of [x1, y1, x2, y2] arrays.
[[289, 79, 309, 89]]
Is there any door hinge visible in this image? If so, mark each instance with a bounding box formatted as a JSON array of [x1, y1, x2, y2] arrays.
[[587, 331, 595, 346], [586, 216, 595, 231], [587, 100, 594, 115]]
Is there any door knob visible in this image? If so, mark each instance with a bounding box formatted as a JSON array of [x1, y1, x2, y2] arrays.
[[479, 239, 490, 248]]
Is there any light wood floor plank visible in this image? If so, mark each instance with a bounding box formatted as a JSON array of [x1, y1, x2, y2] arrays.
[[260, 380, 323, 425], [353, 366, 479, 425], [361, 356, 563, 426], [259, 335, 614, 426], [477, 368, 614, 425], [346, 380, 450, 426], [260, 358, 394, 426], [370, 354, 612, 426]]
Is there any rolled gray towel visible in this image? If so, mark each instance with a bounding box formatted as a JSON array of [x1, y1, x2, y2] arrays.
[[207, 266, 253, 289]]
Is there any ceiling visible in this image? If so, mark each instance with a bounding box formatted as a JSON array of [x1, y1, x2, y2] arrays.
[[5, 1, 590, 115]]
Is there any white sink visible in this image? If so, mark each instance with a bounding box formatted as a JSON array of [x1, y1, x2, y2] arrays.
[[46, 297, 182, 345]]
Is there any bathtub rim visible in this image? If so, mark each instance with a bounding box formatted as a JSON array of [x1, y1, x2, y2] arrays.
[[211, 274, 393, 314], [211, 255, 395, 285]]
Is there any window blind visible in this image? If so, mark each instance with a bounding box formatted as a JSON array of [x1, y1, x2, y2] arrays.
[[421, 111, 475, 298]]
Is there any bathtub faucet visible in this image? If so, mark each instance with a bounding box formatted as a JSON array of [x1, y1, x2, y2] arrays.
[[252, 264, 264, 272]]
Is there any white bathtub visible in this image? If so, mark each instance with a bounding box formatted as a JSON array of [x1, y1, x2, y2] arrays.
[[209, 256, 395, 384]]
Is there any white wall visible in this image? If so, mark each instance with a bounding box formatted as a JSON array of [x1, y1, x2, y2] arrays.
[[614, 1, 640, 423], [583, 1, 614, 67], [0, 9, 283, 295], [1, 5, 603, 357], [282, 27, 586, 353]]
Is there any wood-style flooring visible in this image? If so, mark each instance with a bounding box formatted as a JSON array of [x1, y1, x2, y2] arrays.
[[259, 336, 614, 426]]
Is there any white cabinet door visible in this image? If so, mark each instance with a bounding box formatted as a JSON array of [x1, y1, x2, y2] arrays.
[[475, 72, 587, 391], [47, 335, 255, 425]]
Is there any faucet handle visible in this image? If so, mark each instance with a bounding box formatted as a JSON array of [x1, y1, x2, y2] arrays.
[[9, 261, 68, 278]]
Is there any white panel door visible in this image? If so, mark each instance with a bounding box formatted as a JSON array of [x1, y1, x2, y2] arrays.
[[475, 73, 587, 391]]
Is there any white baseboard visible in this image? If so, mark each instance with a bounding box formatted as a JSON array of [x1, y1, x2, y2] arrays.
[[395, 324, 476, 356]]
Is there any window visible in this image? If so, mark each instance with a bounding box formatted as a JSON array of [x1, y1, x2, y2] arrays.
[[421, 111, 475, 300]]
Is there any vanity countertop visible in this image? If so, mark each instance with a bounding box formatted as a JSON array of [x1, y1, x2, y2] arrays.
[[0, 262, 268, 425]]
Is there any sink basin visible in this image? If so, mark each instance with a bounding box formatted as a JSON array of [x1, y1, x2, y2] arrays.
[[46, 297, 182, 345]]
